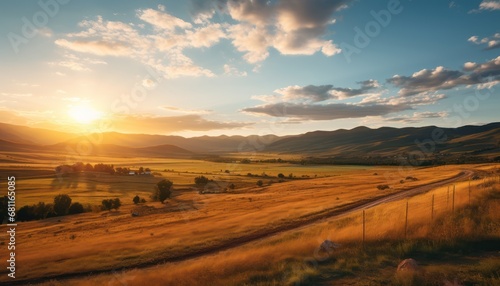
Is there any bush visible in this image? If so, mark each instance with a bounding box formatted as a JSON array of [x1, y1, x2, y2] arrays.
[[133, 195, 140, 204], [54, 194, 72, 216], [194, 176, 210, 186], [256, 180, 264, 187], [112, 198, 121, 210], [68, 202, 85, 214], [377, 184, 390, 190], [101, 199, 113, 211], [277, 173, 285, 179]]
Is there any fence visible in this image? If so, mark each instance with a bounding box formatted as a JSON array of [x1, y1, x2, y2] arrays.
[[355, 175, 500, 246]]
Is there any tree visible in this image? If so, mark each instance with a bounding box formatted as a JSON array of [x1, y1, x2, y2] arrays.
[[0, 196, 7, 224], [34, 202, 52, 219], [133, 195, 140, 204], [101, 199, 113, 211], [194, 176, 209, 186], [84, 163, 94, 172], [256, 180, 263, 187], [53, 194, 72, 216], [112, 198, 121, 210], [139, 167, 144, 174], [68, 202, 85, 214], [155, 179, 173, 203], [277, 173, 285, 179], [17, 205, 36, 221]]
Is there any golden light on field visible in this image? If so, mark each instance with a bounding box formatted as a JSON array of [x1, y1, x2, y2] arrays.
[[68, 104, 102, 124]]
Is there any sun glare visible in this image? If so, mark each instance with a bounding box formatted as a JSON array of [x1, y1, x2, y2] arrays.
[[68, 104, 102, 124]]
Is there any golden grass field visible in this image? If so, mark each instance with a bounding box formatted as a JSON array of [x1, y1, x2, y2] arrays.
[[0, 151, 498, 285]]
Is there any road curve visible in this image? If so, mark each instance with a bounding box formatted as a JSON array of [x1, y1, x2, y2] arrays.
[[8, 170, 473, 285]]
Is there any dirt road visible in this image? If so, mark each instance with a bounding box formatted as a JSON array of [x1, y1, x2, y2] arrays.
[[9, 170, 473, 285]]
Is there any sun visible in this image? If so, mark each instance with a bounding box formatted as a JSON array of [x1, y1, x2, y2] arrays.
[[68, 104, 102, 124]]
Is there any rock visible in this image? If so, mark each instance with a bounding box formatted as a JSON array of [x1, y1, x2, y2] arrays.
[[397, 258, 419, 272], [319, 240, 340, 253]]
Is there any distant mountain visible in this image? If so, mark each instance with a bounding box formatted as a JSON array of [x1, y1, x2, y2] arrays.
[[65, 132, 282, 153], [1, 122, 499, 159], [264, 123, 500, 157], [0, 122, 281, 153], [0, 122, 76, 145]]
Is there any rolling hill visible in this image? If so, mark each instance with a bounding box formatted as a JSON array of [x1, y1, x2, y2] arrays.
[[1, 122, 499, 161]]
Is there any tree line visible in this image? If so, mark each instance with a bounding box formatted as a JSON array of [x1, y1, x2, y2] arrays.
[[55, 162, 151, 175]]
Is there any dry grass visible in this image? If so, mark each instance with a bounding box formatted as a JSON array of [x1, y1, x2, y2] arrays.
[[0, 160, 498, 284], [26, 164, 500, 286]]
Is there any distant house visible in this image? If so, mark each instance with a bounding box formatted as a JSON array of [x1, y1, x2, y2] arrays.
[[129, 171, 136, 175], [144, 171, 152, 175]]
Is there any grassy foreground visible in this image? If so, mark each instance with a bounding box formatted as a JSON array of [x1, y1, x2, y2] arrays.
[[31, 165, 500, 286]]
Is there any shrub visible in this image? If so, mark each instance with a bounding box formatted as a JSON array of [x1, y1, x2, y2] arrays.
[[277, 173, 285, 179], [377, 184, 390, 190], [194, 176, 210, 186], [68, 202, 85, 214], [112, 198, 121, 210], [256, 180, 264, 187], [133, 195, 140, 205], [101, 199, 113, 211]]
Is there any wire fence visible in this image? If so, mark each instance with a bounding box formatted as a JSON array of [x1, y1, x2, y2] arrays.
[[357, 175, 500, 245]]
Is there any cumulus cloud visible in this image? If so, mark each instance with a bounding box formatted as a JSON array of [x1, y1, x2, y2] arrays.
[[191, 0, 347, 63], [387, 56, 500, 96], [468, 33, 500, 50], [110, 114, 251, 133]]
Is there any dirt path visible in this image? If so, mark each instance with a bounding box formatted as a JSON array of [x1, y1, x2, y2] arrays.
[[9, 170, 473, 285]]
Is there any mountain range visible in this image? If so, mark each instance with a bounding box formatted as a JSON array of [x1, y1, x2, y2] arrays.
[[1, 122, 499, 160]]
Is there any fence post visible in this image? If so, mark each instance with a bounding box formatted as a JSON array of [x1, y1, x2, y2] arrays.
[[404, 201, 409, 240], [447, 186, 450, 208], [431, 194, 434, 221], [469, 177, 471, 204], [452, 185, 455, 213], [362, 210, 365, 249]]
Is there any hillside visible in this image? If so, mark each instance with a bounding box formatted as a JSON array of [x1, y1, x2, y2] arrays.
[[264, 123, 500, 158]]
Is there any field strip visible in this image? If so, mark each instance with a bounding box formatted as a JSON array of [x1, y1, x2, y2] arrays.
[[9, 170, 473, 285]]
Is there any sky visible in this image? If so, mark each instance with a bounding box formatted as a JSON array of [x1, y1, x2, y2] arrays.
[[0, 0, 499, 137]]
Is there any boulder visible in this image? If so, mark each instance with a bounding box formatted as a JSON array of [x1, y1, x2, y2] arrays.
[[397, 258, 419, 272]]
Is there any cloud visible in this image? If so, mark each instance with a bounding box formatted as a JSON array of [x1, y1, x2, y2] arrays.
[[49, 53, 107, 72], [55, 10, 222, 78], [160, 106, 212, 115], [384, 111, 449, 123], [109, 114, 251, 133], [242, 81, 448, 122], [479, 0, 500, 10], [138, 8, 192, 30], [275, 80, 379, 102], [387, 57, 500, 96], [223, 64, 247, 77], [468, 33, 500, 50], [242, 102, 410, 121], [191, 0, 348, 63]]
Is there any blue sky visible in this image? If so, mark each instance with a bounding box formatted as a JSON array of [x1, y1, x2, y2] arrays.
[[0, 0, 499, 137]]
